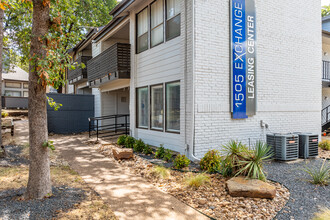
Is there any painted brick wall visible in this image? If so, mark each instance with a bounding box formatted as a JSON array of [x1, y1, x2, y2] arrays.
[[192, 0, 322, 157]]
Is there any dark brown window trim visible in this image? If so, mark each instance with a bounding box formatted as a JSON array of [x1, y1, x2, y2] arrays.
[[136, 86, 149, 129], [136, 6, 149, 54], [165, 13, 181, 42], [165, 80, 180, 134], [150, 83, 164, 131]]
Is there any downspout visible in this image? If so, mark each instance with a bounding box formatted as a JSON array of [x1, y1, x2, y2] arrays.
[[189, 0, 199, 161]]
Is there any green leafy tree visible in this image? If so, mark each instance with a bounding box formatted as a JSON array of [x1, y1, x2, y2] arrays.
[[322, 5, 330, 17], [1, 0, 118, 199]]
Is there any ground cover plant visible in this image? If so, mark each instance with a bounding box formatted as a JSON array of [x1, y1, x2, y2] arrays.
[[148, 166, 171, 179], [319, 140, 330, 151], [155, 145, 166, 159], [143, 144, 153, 155], [124, 136, 135, 148], [312, 207, 330, 220], [303, 160, 330, 185], [117, 135, 126, 146]]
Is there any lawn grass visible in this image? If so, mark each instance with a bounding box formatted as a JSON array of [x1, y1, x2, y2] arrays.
[[0, 166, 117, 219]]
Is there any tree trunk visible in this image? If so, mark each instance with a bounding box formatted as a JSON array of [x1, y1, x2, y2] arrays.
[[25, 0, 52, 200], [0, 8, 3, 152]]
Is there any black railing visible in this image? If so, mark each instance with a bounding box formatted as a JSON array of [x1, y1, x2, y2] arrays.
[[323, 60, 330, 80], [322, 105, 330, 131], [89, 114, 130, 140]]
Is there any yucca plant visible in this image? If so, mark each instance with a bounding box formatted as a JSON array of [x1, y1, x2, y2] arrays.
[[236, 141, 273, 181], [304, 160, 330, 185], [221, 141, 247, 175]]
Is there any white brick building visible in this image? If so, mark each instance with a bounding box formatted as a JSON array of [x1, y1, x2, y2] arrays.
[[68, 0, 321, 159]]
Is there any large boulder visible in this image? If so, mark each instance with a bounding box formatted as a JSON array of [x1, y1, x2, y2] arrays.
[[112, 147, 133, 160], [226, 176, 276, 199]]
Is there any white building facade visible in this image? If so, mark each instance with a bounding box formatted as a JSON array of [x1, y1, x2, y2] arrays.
[[69, 0, 321, 159]]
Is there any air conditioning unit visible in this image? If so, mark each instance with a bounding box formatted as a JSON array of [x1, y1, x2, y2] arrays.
[[296, 133, 319, 159], [266, 133, 299, 161]]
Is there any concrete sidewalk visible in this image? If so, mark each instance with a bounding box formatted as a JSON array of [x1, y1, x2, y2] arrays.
[[14, 121, 209, 220]]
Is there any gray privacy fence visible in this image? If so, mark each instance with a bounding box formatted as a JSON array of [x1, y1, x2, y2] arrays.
[[2, 96, 28, 109], [47, 93, 94, 134]]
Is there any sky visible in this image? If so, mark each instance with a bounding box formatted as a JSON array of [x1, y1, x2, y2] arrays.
[[322, 0, 330, 6]]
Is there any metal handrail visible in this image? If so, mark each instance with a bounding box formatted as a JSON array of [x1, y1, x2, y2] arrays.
[[322, 105, 330, 126], [89, 114, 130, 140], [323, 60, 330, 80]]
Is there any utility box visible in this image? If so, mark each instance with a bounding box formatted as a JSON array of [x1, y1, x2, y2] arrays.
[[266, 133, 299, 161], [296, 133, 319, 159]]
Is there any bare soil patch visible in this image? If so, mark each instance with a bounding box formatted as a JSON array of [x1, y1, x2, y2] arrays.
[[97, 143, 290, 220]]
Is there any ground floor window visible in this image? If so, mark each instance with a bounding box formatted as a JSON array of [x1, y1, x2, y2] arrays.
[[136, 81, 180, 133], [166, 81, 180, 132], [151, 84, 164, 130], [5, 90, 21, 97], [137, 87, 149, 128]]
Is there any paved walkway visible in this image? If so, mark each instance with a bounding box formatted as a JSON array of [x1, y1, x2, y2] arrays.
[[15, 120, 209, 220]]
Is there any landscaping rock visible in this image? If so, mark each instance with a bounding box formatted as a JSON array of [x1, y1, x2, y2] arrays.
[[112, 147, 133, 160], [226, 176, 276, 199]]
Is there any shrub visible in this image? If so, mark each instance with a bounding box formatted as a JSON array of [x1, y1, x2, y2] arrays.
[[313, 207, 330, 220], [319, 140, 330, 151], [184, 173, 210, 188], [236, 141, 272, 181], [117, 135, 127, 146], [163, 149, 173, 162], [133, 139, 145, 152], [143, 144, 153, 155], [200, 150, 222, 173], [1, 111, 8, 118], [155, 145, 165, 159], [124, 136, 135, 148], [304, 160, 330, 185], [149, 166, 171, 179], [173, 155, 190, 169]]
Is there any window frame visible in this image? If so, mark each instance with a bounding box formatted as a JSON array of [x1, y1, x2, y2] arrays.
[[5, 81, 21, 89], [4, 90, 22, 97], [165, 80, 180, 133], [150, 0, 165, 48], [136, 6, 149, 54], [23, 83, 28, 89], [165, 0, 181, 41], [136, 86, 149, 129], [150, 83, 164, 131], [135, 0, 181, 54]]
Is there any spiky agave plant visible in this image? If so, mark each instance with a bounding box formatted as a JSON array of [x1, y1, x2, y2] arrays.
[[304, 160, 330, 185], [236, 141, 273, 181]]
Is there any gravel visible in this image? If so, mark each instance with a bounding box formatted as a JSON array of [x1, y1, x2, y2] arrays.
[[0, 186, 86, 220], [0, 145, 29, 167], [264, 159, 330, 220]]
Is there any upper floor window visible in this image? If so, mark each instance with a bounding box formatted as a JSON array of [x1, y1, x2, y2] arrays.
[[136, 0, 181, 54], [166, 0, 181, 40], [5, 82, 21, 88], [137, 8, 149, 53], [151, 0, 164, 47]]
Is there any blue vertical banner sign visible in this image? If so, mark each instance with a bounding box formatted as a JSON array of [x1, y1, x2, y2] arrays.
[[230, 0, 256, 119]]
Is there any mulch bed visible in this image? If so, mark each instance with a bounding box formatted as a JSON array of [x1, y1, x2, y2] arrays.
[[0, 145, 117, 220], [319, 147, 330, 160], [97, 143, 290, 220]]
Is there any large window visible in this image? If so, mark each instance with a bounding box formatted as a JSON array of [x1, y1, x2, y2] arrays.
[[5, 82, 21, 88], [166, 81, 180, 132], [136, 0, 181, 53], [166, 0, 181, 40], [151, 0, 164, 47], [151, 85, 164, 130], [137, 87, 149, 128], [23, 83, 28, 89], [5, 90, 21, 97], [137, 8, 149, 53]]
